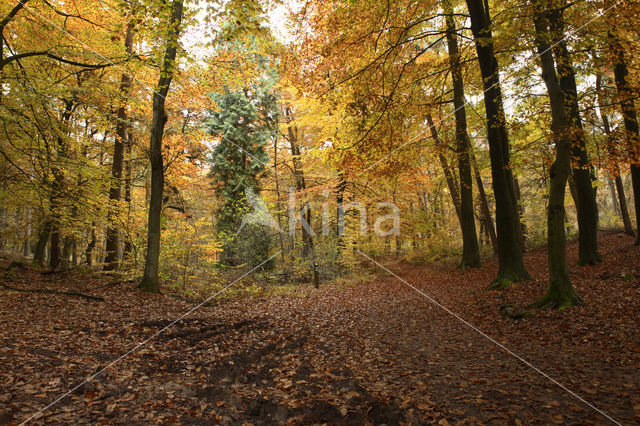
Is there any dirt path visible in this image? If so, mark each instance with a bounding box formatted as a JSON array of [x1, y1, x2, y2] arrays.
[[1, 232, 638, 424]]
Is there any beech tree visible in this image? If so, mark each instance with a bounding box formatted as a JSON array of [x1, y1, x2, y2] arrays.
[[530, 0, 583, 309], [444, 0, 480, 269], [139, 0, 184, 292], [465, 0, 531, 287]]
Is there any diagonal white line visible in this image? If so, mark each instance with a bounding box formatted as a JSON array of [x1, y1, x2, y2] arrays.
[[19, 251, 281, 425], [18, 1, 270, 168], [356, 249, 621, 425], [355, 0, 623, 177]]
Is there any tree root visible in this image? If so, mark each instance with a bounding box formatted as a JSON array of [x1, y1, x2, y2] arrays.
[[527, 292, 584, 312], [487, 268, 531, 290], [500, 304, 535, 320], [487, 278, 512, 290], [0, 283, 104, 301]]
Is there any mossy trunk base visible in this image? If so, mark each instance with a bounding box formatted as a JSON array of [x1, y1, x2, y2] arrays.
[[487, 267, 531, 290], [529, 281, 584, 312]]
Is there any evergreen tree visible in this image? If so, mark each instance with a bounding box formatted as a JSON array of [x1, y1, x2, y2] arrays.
[[207, 84, 277, 265]]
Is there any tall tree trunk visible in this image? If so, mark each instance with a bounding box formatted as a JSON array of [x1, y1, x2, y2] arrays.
[[470, 147, 497, 253], [466, 0, 530, 288], [607, 177, 619, 215], [123, 129, 134, 259], [62, 236, 73, 267], [105, 24, 134, 271], [34, 220, 51, 265], [85, 223, 96, 266], [23, 206, 31, 257], [596, 72, 634, 235], [49, 222, 61, 269], [48, 100, 74, 270], [513, 177, 526, 251], [139, 0, 184, 292], [531, 0, 582, 309], [610, 32, 640, 244], [426, 113, 462, 223], [336, 171, 347, 255], [547, 0, 600, 264], [284, 106, 314, 258], [445, 0, 480, 268], [272, 128, 286, 263], [284, 106, 319, 286]]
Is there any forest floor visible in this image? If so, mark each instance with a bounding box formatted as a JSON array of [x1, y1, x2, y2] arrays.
[[1, 231, 639, 425]]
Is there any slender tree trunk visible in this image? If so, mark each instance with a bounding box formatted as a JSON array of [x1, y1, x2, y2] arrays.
[[607, 177, 619, 215], [284, 106, 314, 258], [615, 177, 633, 234], [48, 100, 74, 270], [284, 106, 319, 286], [531, 0, 582, 309], [49, 222, 61, 269], [140, 0, 184, 292], [596, 73, 634, 235], [71, 238, 77, 266], [470, 147, 497, 253], [34, 220, 51, 265], [426, 113, 462, 223], [272, 131, 286, 263], [513, 177, 526, 251], [105, 24, 134, 271], [547, 1, 600, 264], [85, 223, 96, 265], [23, 206, 31, 257], [610, 32, 640, 244], [466, 0, 530, 287], [336, 172, 347, 255], [123, 129, 134, 259], [445, 0, 480, 268], [62, 236, 73, 267]]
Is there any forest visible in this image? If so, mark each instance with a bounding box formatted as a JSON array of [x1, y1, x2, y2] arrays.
[[0, 0, 639, 424]]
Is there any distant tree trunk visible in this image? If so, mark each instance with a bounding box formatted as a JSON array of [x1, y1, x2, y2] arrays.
[[426, 113, 462, 223], [62, 236, 73, 267], [445, 0, 480, 268], [49, 178, 63, 269], [123, 129, 134, 259], [595, 72, 634, 235], [466, 0, 530, 288], [23, 206, 31, 257], [284, 106, 314, 258], [71, 238, 77, 266], [607, 177, 619, 215], [513, 177, 526, 251], [284, 106, 319, 286], [85, 223, 96, 266], [49, 99, 74, 270], [272, 130, 286, 263], [547, 0, 600, 264], [531, 0, 582, 309], [139, 0, 184, 292], [49, 223, 61, 269], [610, 32, 640, 244], [336, 171, 347, 255], [34, 220, 51, 265], [470, 148, 497, 254], [105, 24, 134, 271]]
